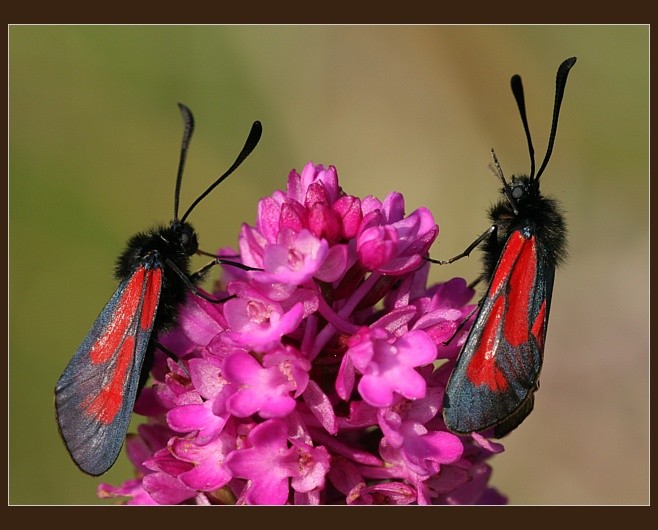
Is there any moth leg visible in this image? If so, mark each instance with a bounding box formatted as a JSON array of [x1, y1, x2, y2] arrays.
[[166, 254, 262, 305], [189, 256, 262, 283], [443, 302, 483, 346], [426, 225, 497, 265], [468, 273, 486, 291], [165, 257, 235, 304], [153, 339, 190, 378]]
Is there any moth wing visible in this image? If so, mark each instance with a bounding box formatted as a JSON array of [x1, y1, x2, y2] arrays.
[[55, 266, 162, 475], [444, 230, 553, 436]]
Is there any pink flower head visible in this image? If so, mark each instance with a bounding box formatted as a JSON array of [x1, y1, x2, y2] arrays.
[[222, 347, 310, 419], [339, 327, 437, 407], [256, 228, 347, 285], [223, 292, 304, 352], [356, 193, 438, 275], [100, 162, 505, 505], [287, 162, 340, 206], [224, 419, 330, 504]]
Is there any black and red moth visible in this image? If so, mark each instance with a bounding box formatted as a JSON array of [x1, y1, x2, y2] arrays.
[[55, 105, 262, 475], [433, 57, 576, 438]]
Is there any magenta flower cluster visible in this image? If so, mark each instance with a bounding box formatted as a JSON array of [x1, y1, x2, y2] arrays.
[[98, 162, 507, 505]]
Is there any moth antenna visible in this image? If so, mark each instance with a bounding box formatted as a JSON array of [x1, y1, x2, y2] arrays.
[[535, 57, 577, 180], [180, 120, 262, 223], [174, 103, 195, 221], [490, 148, 519, 215], [510, 73, 536, 180]]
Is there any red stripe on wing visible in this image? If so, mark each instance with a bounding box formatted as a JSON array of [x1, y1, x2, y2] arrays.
[[532, 300, 547, 350], [466, 295, 509, 391], [463, 233, 538, 393], [82, 266, 162, 425], [140, 268, 162, 330], [89, 267, 146, 364], [489, 231, 525, 295], [503, 236, 537, 347], [82, 334, 136, 424]]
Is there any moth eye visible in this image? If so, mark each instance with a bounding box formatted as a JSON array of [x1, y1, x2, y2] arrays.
[[512, 187, 524, 200], [179, 227, 198, 254], [178, 229, 191, 250]]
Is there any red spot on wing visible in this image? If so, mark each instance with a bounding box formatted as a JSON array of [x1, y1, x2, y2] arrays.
[[466, 296, 509, 391], [140, 268, 162, 330], [82, 334, 136, 424], [489, 231, 525, 295], [503, 236, 537, 347], [532, 300, 547, 349], [90, 267, 146, 364]]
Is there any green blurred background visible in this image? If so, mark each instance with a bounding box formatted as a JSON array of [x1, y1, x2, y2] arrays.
[[9, 26, 648, 505]]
